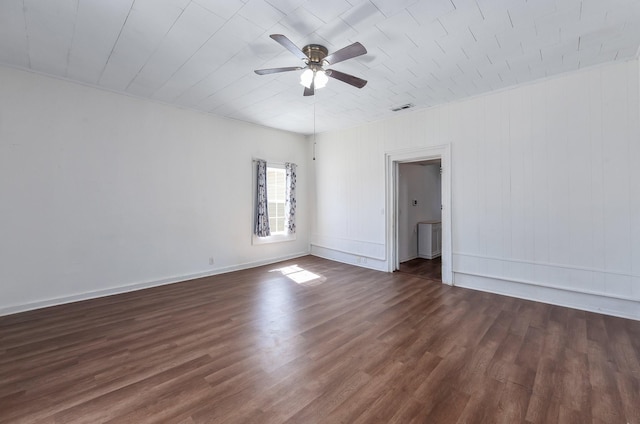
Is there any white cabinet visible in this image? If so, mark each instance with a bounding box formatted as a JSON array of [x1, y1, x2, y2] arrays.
[[418, 221, 441, 259]]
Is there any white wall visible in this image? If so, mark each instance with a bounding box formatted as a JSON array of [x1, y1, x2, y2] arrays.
[[0, 66, 309, 315], [311, 60, 640, 320], [398, 163, 441, 262]]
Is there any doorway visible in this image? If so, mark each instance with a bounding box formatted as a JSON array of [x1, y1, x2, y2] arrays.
[[397, 160, 442, 280], [385, 145, 452, 285]]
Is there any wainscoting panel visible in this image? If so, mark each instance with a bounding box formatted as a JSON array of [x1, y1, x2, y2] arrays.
[[310, 239, 387, 272], [453, 252, 640, 320]]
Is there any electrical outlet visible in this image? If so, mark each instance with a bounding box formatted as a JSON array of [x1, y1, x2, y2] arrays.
[[209, 257, 214, 265]]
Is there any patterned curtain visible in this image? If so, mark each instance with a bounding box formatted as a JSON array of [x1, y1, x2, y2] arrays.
[[254, 159, 270, 237], [284, 162, 297, 234]]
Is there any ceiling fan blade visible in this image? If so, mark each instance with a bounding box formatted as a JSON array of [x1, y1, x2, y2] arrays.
[[326, 69, 367, 88], [270, 34, 308, 61], [324, 42, 367, 65], [303, 80, 315, 96], [254, 66, 303, 75]]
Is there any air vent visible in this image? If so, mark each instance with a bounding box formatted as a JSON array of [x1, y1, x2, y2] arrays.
[[391, 103, 414, 112]]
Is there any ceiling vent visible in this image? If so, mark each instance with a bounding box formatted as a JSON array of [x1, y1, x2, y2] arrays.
[[391, 103, 414, 112]]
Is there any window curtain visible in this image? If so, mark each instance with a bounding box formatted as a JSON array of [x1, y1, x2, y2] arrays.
[[284, 162, 297, 234], [254, 159, 270, 237]]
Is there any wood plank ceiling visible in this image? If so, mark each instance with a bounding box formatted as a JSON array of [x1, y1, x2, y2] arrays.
[[1, 0, 639, 134]]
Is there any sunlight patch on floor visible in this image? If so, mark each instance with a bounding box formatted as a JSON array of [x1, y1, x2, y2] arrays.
[[269, 265, 326, 286]]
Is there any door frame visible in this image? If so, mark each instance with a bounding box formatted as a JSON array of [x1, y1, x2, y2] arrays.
[[385, 144, 453, 285]]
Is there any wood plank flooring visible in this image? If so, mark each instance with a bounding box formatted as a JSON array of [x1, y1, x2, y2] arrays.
[[398, 257, 442, 281], [1, 255, 639, 423]]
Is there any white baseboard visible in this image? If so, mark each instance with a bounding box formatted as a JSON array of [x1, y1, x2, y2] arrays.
[[0, 252, 309, 317], [310, 244, 387, 272], [399, 255, 418, 263], [454, 272, 640, 321]]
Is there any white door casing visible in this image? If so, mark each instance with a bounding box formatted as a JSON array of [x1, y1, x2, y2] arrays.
[[385, 144, 452, 285]]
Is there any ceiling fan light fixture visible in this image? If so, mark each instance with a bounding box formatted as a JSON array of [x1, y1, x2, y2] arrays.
[[300, 68, 314, 88], [314, 70, 328, 89]]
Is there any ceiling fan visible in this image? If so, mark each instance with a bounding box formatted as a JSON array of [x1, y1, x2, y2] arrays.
[[254, 34, 368, 96]]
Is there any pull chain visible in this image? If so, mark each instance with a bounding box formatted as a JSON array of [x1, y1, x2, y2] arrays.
[[313, 102, 316, 161]]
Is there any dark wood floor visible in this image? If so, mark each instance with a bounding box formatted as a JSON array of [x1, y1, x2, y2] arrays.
[[399, 257, 442, 281], [1, 256, 639, 424]]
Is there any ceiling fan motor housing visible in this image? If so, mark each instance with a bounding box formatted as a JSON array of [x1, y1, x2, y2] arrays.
[[303, 44, 328, 68]]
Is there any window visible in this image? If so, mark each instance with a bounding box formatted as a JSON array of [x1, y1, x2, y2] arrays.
[[253, 160, 296, 244], [267, 166, 286, 234]]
